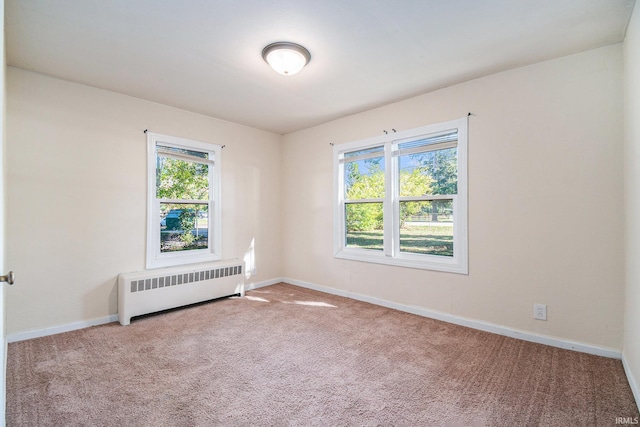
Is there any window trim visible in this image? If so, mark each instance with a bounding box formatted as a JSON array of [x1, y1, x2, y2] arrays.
[[146, 132, 222, 269], [333, 117, 468, 274]]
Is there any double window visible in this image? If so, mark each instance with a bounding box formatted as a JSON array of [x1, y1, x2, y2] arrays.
[[146, 132, 221, 269], [333, 117, 468, 274]]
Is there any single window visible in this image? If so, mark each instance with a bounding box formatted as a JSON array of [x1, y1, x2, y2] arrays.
[[146, 132, 221, 269], [344, 145, 385, 251], [333, 117, 468, 274]]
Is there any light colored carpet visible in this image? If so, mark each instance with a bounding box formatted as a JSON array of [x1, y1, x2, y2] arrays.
[[7, 283, 639, 426]]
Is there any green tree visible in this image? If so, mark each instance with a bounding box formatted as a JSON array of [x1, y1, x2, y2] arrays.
[[345, 162, 433, 231], [414, 148, 457, 221], [157, 158, 209, 200], [178, 209, 197, 246], [399, 169, 433, 227], [346, 171, 384, 231], [425, 148, 457, 195]]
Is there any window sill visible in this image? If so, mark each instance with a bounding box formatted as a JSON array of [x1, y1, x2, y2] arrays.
[[334, 249, 468, 274], [146, 250, 221, 270]]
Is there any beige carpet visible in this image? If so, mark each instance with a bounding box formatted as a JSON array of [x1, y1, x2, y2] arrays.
[[7, 283, 639, 426]]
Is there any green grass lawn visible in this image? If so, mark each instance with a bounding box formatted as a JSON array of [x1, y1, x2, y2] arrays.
[[346, 225, 453, 256]]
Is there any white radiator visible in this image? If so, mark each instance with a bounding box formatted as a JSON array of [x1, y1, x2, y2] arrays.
[[118, 259, 245, 325]]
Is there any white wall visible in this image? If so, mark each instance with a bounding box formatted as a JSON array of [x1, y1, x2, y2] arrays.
[[5, 68, 282, 335], [282, 45, 624, 350], [624, 1, 640, 404]]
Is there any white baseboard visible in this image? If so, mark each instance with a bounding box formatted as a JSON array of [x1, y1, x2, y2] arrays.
[[245, 277, 283, 291], [7, 315, 119, 343], [281, 277, 622, 360], [622, 354, 640, 410]]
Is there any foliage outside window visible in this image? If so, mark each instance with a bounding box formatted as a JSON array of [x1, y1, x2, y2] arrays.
[[333, 117, 468, 274], [147, 133, 221, 269]]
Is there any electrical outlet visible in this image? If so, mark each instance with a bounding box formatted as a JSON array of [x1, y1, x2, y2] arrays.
[[534, 303, 547, 321]]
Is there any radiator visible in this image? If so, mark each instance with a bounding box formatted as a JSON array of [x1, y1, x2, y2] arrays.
[[118, 260, 245, 325]]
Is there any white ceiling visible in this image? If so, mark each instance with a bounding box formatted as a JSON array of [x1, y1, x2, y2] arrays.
[[6, 0, 636, 135]]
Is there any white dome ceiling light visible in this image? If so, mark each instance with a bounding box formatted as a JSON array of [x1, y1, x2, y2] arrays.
[[262, 42, 311, 76]]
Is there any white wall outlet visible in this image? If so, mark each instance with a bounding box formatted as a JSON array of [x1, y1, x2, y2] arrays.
[[534, 303, 547, 321]]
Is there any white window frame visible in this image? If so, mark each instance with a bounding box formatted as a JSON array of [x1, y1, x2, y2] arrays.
[[333, 117, 468, 274], [146, 132, 222, 269]]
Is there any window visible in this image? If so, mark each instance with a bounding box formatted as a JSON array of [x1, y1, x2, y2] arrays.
[[333, 117, 468, 274], [146, 132, 221, 269]]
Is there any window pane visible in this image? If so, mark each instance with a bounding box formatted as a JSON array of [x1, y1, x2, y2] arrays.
[[397, 131, 457, 151], [400, 200, 453, 257], [344, 146, 384, 158], [345, 202, 383, 251], [344, 156, 385, 199], [399, 147, 457, 196], [160, 203, 209, 253], [156, 155, 209, 200], [157, 144, 208, 160]]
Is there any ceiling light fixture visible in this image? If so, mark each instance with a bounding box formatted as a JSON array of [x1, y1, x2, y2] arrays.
[[262, 42, 311, 76]]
